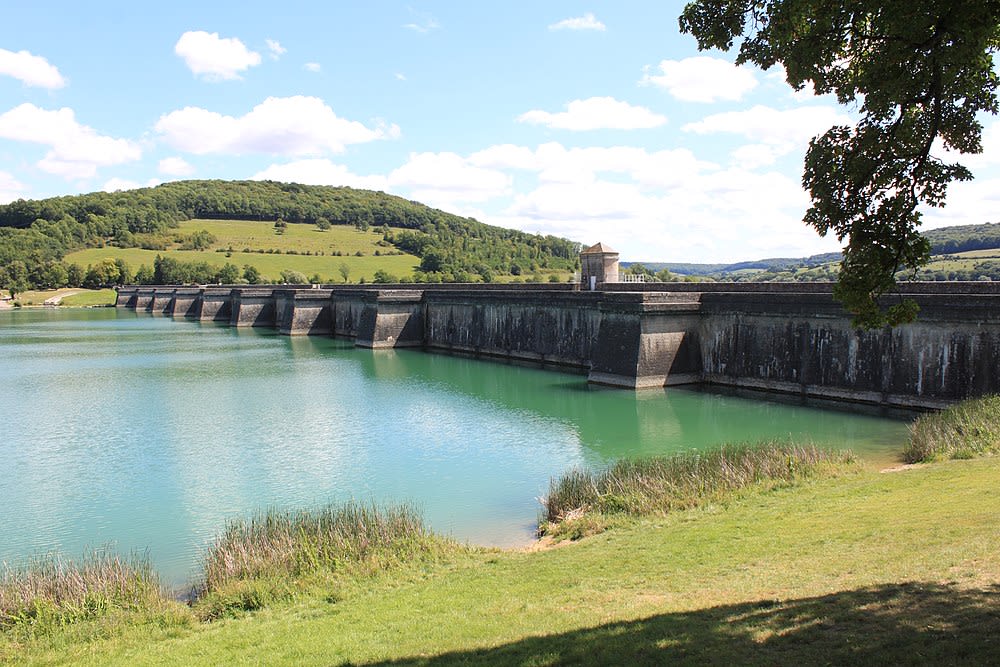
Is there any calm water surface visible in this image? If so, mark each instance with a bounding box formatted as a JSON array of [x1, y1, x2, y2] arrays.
[[0, 308, 911, 584]]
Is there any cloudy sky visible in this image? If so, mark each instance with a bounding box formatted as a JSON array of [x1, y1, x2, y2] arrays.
[[2, 1, 999, 263]]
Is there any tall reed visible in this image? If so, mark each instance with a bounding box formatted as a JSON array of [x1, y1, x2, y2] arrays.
[[905, 395, 1000, 463], [0, 550, 162, 631], [542, 443, 857, 526], [201, 501, 437, 593]]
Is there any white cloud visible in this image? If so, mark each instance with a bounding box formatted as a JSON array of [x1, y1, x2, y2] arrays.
[[304, 62, 322, 73], [403, 16, 440, 33], [509, 181, 650, 221], [174, 31, 262, 81], [158, 156, 195, 176], [730, 143, 782, 169], [922, 176, 1000, 229], [549, 12, 606, 31], [402, 141, 831, 262], [155, 96, 399, 156], [517, 97, 666, 131], [469, 141, 713, 189], [495, 166, 833, 263], [0, 170, 26, 204], [0, 48, 66, 89], [0, 103, 141, 179], [265, 39, 285, 59], [387, 152, 511, 204], [684, 105, 850, 157], [252, 159, 388, 190], [641, 56, 758, 103], [469, 144, 541, 170], [102, 177, 160, 192], [395, 72, 406, 81]]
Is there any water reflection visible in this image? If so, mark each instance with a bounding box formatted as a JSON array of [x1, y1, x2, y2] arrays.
[[0, 309, 910, 585]]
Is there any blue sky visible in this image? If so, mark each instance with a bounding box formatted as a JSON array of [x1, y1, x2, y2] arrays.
[[2, 1, 998, 263]]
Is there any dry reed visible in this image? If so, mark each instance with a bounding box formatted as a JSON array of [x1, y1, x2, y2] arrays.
[[905, 395, 1000, 462], [0, 549, 161, 630], [201, 501, 434, 592], [542, 442, 857, 526]]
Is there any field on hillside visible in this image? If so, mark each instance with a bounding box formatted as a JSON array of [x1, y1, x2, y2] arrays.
[[65, 220, 421, 283], [913, 249, 1000, 279], [177, 219, 395, 254], [952, 248, 1000, 259]]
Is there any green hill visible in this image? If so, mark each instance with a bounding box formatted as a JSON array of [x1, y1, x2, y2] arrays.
[[0, 180, 580, 290]]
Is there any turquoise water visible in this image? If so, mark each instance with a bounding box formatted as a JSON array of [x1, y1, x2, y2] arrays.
[[0, 308, 911, 585]]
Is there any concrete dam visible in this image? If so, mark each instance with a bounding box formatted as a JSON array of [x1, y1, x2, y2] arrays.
[[115, 280, 1000, 410]]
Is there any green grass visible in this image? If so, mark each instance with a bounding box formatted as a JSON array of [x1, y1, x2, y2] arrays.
[[8, 456, 999, 666], [904, 395, 1000, 462], [177, 219, 392, 255], [65, 220, 421, 283], [540, 443, 857, 539], [59, 290, 117, 307]]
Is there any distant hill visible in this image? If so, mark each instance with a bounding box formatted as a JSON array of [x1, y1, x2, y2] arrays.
[[0, 180, 580, 290], [922, 222, 1000, 254], [623, 252, 842, 277], [624, 223, 1000, 280]]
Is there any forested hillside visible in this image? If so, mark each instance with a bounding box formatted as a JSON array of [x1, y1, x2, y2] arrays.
[[922, 222, 1000, 254], [0, 180, 580, 292]]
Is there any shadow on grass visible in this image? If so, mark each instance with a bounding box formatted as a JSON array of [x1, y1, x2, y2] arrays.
[[366, 582, 1000, 666]]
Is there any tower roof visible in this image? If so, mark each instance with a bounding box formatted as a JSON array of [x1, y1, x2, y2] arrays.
[[581, 242, 618, 255]]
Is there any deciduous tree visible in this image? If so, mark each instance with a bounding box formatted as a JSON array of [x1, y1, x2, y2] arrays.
[[680, 0, 1000, 327]]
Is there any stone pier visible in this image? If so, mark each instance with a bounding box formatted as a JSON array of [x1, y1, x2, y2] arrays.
[[277, 288, 334, 335], [230, 288, 277, 328], [170, 287, 203, 318], [357, 290, 424, 349]]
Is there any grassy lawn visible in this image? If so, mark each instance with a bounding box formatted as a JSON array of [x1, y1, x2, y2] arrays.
[[11, 456, 999, 666], [65, 220, 421, 283], [8, 289, 116, 307], [59, 289, 117, 307]]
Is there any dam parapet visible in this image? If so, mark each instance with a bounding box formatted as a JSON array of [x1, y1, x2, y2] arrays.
[[114, 281, 1000, 409]]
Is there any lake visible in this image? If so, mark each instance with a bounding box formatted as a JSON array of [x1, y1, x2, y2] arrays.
[[0, 308, 910, 585]]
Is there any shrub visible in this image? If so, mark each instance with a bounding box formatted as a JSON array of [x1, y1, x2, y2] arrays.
[[279, 270, 308, 284]]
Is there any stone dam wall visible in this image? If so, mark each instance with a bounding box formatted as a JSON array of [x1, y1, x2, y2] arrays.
[[114, 283, 1000, 409]]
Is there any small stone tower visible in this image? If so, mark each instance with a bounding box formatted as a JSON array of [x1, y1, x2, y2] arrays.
[[580, 242, 619, 290]]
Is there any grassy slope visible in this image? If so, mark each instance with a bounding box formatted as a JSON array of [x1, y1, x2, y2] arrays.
[[59, 290, 117, 307], [65, 220, 421, 283], [20, 457, 1000, 666], [11, 289, 116, 307]]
